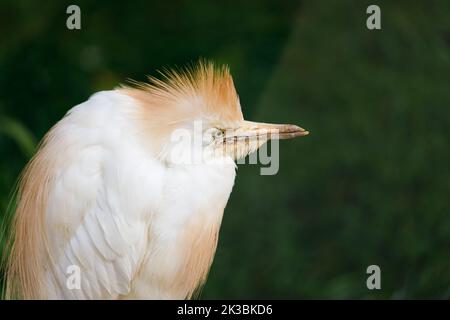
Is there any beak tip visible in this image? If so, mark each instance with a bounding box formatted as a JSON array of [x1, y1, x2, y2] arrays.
[[292, 125, 309, 137]]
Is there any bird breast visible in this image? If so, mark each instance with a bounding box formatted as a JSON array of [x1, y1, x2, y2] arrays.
[[127, 162, 236, 299]]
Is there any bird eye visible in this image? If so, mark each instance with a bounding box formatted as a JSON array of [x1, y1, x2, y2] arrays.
[[214, 128, 225, 139], [203, 128, 224, 145]]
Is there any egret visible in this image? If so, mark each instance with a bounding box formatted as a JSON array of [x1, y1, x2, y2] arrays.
[[3, 61, 308, 299]]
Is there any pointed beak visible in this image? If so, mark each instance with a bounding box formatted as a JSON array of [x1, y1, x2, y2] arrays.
[[227, 121, 309, 141]]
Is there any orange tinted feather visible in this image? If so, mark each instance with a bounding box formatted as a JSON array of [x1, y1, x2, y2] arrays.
[[120, 60, 244, 123], [3, 129, 58, 299]]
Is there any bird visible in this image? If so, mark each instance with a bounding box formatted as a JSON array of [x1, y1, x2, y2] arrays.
[[3, 60, 309, 299]]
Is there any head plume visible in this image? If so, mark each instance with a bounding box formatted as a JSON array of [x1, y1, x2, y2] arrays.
[[121, 60, 243, 125]]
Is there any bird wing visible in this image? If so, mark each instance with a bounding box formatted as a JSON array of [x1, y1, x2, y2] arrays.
[[42, 125, 149, 299], [46, 185, 147, 299]]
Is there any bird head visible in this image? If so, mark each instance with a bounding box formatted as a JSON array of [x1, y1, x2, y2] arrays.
[[121, 61, 309, 165]]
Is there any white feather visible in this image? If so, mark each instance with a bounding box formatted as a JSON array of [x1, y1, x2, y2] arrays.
[[43, 91, 236, 299]]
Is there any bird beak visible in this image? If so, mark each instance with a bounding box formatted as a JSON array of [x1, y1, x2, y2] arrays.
[[226, 120, 309, 141]]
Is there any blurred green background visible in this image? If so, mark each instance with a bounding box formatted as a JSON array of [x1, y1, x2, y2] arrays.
[[1, 0, 449, 299]]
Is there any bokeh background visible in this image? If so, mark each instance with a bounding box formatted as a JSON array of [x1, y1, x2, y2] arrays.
[[1, 0, 449, 299]]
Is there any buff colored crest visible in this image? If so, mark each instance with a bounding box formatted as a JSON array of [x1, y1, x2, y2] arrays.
[[120, 60, 244, 125]]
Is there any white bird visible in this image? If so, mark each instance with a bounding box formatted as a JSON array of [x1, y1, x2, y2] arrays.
[[3, 61, 308, 299]]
